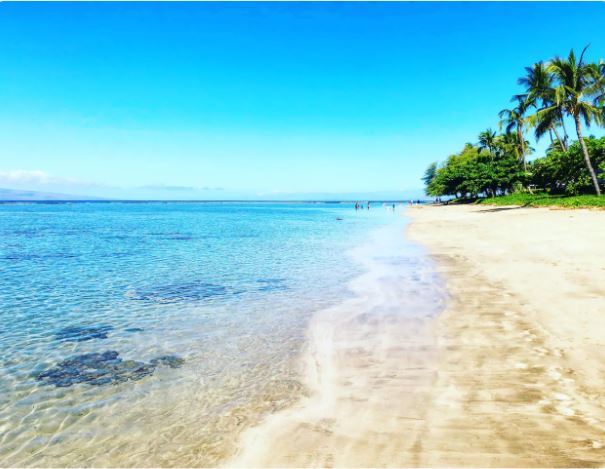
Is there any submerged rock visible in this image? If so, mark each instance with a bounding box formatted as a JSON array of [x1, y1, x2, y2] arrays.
[[37, 351, 152, 387], [124, 327, 144, 333], [256, 278, 288, 292], [56, 325, 114, 342], [162, 234, 194, 240], [2, 252, 78, 261], [150, 355, 185, 369], [126, 281, 229, 304], [37, 351, 184, 388]]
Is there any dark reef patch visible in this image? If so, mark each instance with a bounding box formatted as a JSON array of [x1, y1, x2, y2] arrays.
[[124, 327, 144, 333], [150, 355, 185, 368], [56, 325, 114, 342], [256, 278, 288, 292], [1, 252, 78, 261], [163, 234, 194, 240], [149, 232, 194, 241], [126, 281, 231, 304], [108, 251, 134, 258], [11, 229, 41, 237], [37, 351, 184, 388]]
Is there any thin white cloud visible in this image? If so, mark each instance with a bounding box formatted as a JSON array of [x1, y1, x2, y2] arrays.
[[0, 170, 52, 185], [140, 184, 224, 192], [0, 170, 97, 188]]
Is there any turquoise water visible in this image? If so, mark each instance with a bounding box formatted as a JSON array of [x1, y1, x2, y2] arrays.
[[0, 202, 402, 467]]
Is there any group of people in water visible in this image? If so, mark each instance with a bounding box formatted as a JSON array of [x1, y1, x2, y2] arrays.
[[354, 202, 398, 211], [354, 201, 371, 211], [352, 200, 431, 212]]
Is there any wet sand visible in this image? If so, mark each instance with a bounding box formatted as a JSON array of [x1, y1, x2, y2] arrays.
[[227, 205, 605, 467], [226, 220, 444, 467]]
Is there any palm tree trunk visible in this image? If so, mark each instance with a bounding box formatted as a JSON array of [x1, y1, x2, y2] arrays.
[[551, 125, 567, 151], [560, 115, 569, 147], [574, 115, 601, 195], [517, 125, 527, 171]]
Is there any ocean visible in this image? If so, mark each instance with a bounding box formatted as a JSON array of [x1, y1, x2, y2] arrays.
[[0, 202, 441, 466]]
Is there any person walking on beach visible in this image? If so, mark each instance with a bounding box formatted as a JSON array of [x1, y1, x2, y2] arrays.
[[367, 201, 371, 210]]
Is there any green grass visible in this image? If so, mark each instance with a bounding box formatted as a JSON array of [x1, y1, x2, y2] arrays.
[[474, 193, 605, 208]]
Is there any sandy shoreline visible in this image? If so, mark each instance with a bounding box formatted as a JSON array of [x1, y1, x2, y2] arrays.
[[407, 204, 605, 467], [226, 205, 605, 467], [226, 218, 444, 467]]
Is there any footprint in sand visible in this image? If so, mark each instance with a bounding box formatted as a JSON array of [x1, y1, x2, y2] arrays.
[[547, 367, 563, 381], [552, 348, 564, 358], [532, 346, 549, 356], [591, 440, 603, 449], [521, 330, 539, 343], [556, 405, 575, 417]]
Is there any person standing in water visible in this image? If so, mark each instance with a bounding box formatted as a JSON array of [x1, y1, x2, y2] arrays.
[[367, 201, 370, 210]]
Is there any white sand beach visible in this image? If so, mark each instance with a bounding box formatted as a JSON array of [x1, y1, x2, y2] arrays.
[[227, 204, 605, 467]]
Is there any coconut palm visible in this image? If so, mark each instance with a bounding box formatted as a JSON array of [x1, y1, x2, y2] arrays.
[[518, 62, 568, 151], [478, 128, 498, 155], [542, 47, 605, 195], [499, 97, 529, 170], [596, 58, 605, 118], [529, 103, 568, 151]]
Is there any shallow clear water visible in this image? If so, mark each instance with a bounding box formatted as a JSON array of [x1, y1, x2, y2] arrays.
[[0, 202, 407, 467]]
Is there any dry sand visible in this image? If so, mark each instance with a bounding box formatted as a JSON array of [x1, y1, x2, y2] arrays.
[[227, 204, 605, 467]]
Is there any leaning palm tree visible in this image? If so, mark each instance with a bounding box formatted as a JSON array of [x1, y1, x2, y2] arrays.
[[499, 97, 529, 170], [518, 62, 568, 151], [543, 47, 605, 195], [530, 109, 565, 150]]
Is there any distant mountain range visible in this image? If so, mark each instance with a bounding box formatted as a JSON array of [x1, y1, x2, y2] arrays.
[[0, 188, 102, 201], [0, 187, 428, 202]]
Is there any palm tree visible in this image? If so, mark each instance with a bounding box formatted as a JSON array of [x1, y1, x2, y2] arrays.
[[596, 58, 605, 120], [499, 97, 529, 170], [543, 47, 605, 195], [518, 62, 567, 151], [530, 104, 568, 151], [478, 128, 497, 154]]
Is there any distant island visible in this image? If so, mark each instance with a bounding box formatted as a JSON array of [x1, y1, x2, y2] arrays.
[[0, 187, 102, 202]]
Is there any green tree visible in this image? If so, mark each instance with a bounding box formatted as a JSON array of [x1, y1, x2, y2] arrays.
[[530, 137, 605, 195], [542, 47, 605, 195], [423, 141, 524, 199]]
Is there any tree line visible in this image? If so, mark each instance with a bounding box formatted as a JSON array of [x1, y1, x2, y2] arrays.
[[424, 46, 605, 198]]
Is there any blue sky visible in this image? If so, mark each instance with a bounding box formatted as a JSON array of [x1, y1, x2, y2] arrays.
[[1, 2, 604, 200]]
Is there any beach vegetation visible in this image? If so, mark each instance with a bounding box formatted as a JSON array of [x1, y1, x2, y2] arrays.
[[474, 193, 605, 208], [423, 46, 605, 202]]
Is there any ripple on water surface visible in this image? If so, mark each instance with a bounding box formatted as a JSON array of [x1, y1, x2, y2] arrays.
[[0, 202, 407, 466]]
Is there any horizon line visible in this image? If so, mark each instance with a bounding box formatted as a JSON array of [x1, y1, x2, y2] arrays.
[[0, 198, 430, 204]]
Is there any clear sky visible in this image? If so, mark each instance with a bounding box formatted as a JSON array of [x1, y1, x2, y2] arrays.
[[1, 2, 604, 200]]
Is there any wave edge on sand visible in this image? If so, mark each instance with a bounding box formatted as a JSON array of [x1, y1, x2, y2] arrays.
[[226, 215, 446, 467], [228, 205, 605, 467]]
